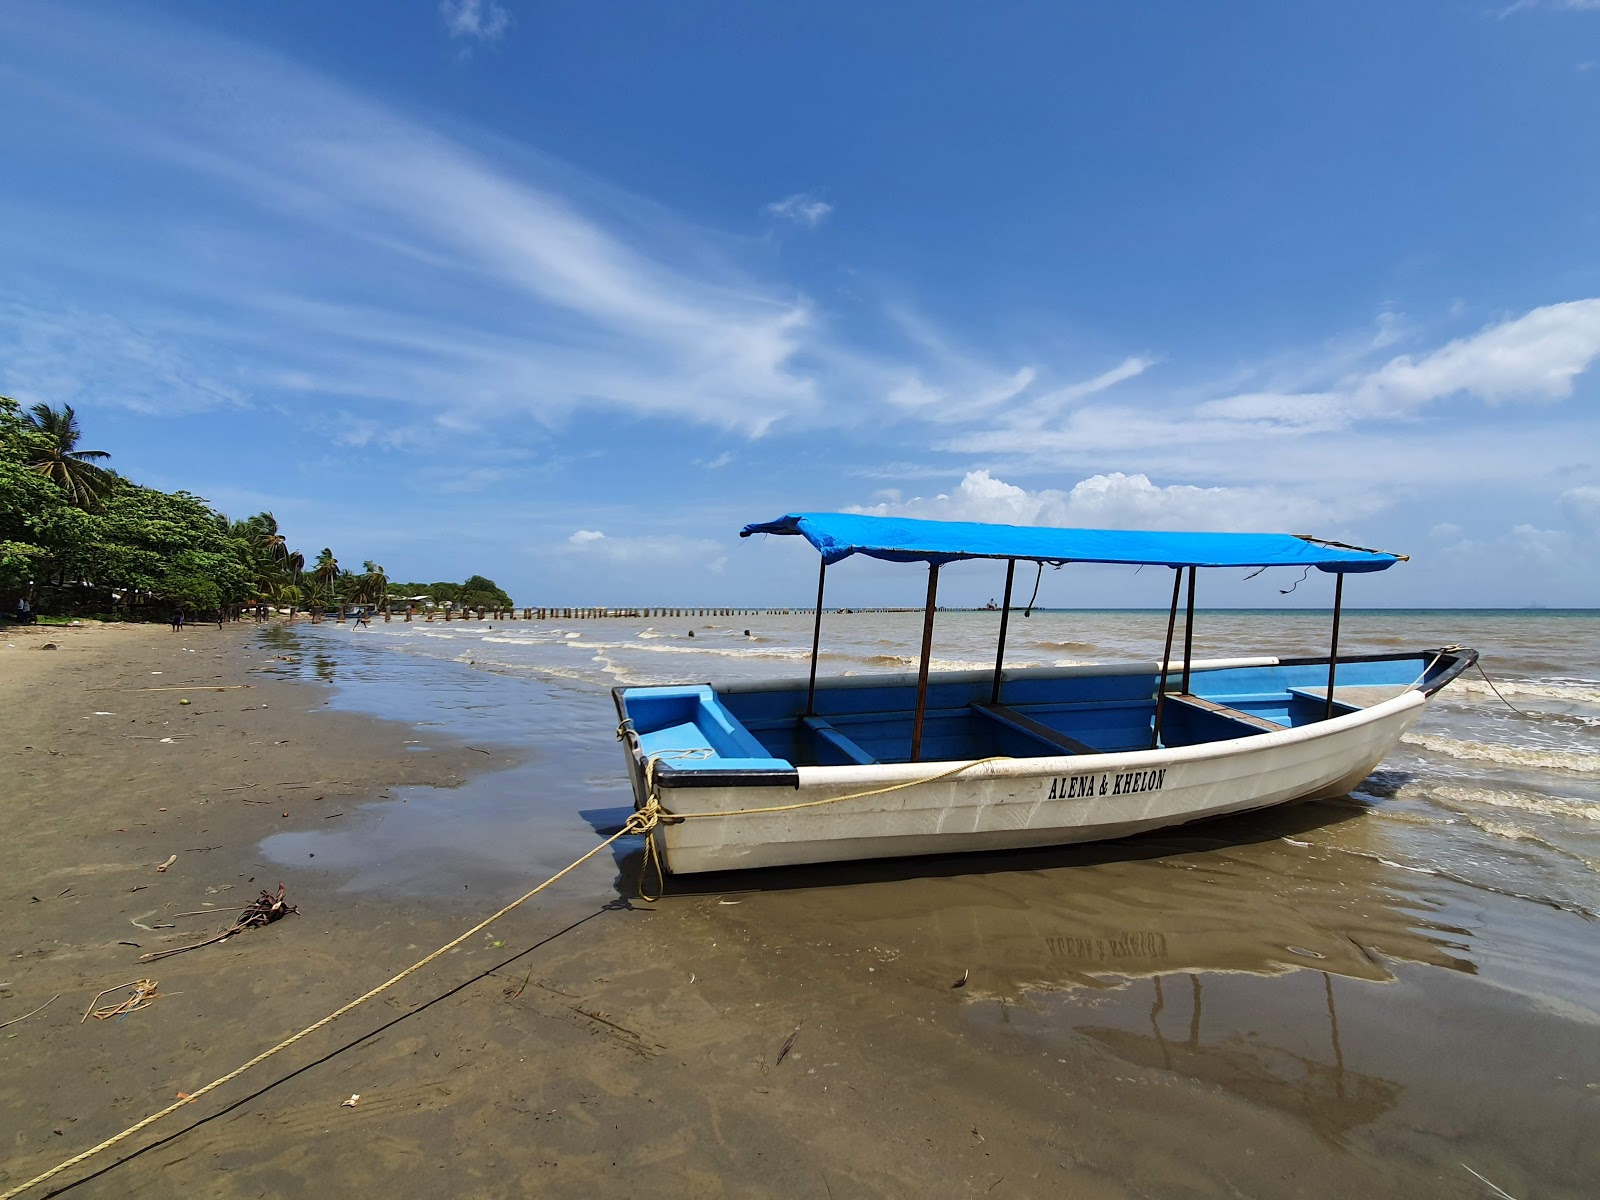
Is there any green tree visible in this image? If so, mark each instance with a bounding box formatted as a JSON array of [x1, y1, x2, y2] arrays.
[[357, 560, 389, 607], [0, 397, 68, 589], [459, 574, 513, 609], [19, 402, 113, 510]]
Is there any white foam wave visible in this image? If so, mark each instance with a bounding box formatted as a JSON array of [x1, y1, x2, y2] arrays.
[[565, 639, 813, 661], [1453, 678, 1600, 706], [1428, 784, 1599, 823], [1402, 732, 1600, 774]]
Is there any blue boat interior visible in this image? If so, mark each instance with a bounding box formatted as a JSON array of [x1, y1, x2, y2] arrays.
[[619, 654, 1451, 772]]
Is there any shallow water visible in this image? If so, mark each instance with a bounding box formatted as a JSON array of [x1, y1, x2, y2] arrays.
[[252, 610, 1600, 1193], [281, 609, 1600, 905]]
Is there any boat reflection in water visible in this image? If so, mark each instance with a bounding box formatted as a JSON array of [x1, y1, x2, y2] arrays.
[[647, 789, 1479, 1145]]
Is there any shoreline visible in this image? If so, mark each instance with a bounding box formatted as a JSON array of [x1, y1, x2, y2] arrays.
[[2, 623, 1596, 1197]]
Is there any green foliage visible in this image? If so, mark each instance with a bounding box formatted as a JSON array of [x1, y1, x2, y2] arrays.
[[19, 402, 113, 510], [390, 574, 514, 609], [159, 570, 222, 613], [0, 395, 513, 618]]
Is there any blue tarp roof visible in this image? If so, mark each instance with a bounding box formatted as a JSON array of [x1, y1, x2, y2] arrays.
[[740, 513, 1403, 573]]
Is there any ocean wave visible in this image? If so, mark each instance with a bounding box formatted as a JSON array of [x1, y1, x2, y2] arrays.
[[864, 654, 915, 668], [1401, 732, 1600, 774], [1427, 783, 1599, 823], [566, 639, 813, 661], [1452, 678, 1600, 706], [1030, 640, 1098, 651]]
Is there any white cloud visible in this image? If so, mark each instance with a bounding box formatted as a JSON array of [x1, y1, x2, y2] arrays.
[[1501, 1, 1600, 16], [1559, 485, 1600, 528], [0, 299, 248, 415], [1198, 301, 1600, 430], [569, 529, 606, 544], [0, 11, 824, 438], [1511, 522, 1571, 566], [849, 469, 1356, 534], [764, 193, 833, 229], [440, 0, 512, 43], [1349, 300, 1600, 414]]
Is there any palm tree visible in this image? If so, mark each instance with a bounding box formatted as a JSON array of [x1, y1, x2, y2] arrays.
[[252, 513, 289, 565], [310, 549, 340, 620], [311, 548, 339, 591], [275, 549, 305, 620], [359, 560, 389, 609], [21, 403, 113, 509]]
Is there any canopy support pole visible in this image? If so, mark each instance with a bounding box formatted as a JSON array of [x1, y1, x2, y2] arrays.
[[1151, 567, 1183, 749], [1179, 567, 1197, 695], [1324, 573, 1344, 721], [910, 562, 942, 762], [990, 558, 1017, 705], [804, 559, 827, 716]]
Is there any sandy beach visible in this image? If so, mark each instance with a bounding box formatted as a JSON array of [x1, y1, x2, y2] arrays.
[[2, 621, 1596, 1198]]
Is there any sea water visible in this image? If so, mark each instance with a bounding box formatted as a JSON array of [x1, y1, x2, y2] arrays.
[[256, 608, 1600, 1191], [272, 607, 1599, 915]]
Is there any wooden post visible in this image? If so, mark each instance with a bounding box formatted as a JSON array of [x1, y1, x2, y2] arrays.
[[909, 562, 942, 762], [805, 559, 827, 716], [1179, 567, 1197, 696], [1151, 567, 1183, 749], [990, 558, 1017, 704], [1325, 573, 1345, 721]]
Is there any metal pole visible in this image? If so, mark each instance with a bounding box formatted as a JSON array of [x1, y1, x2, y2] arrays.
[[805, 559, 827, 716], [1179, 566, 1197, 695], [1151, 567, 1183, 749], [909, 562, 942, 762], [1325, 572, 1344, 721], [990, 558, 1017, 704]]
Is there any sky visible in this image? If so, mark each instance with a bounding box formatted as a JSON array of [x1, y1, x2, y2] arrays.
[[2, 0, 1599, 609]]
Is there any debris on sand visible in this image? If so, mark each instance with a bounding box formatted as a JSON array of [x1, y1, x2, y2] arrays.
[[82, 980, 160, 1022], [775, 1021, 803, 1067], [138, 884, 298, 963]]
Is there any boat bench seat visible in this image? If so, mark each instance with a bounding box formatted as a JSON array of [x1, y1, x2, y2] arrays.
[[801, 715, 879, 766], [969, 701, 1099, 756], [1165, 693, 1284, 733], [1288, 685, 1403, 715]]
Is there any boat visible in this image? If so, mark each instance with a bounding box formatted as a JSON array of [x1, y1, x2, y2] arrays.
[[612, 513, 1476, 874]]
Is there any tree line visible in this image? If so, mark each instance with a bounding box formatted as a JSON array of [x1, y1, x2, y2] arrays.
[[1, 397, 511, 619]]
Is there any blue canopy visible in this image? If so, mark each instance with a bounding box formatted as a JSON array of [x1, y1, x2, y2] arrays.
[[740, 513, 1403, 573]]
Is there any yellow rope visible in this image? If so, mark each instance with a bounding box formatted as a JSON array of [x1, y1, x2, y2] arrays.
[[0, 809, 656, 1200], [7, 753, 1007, 1198]]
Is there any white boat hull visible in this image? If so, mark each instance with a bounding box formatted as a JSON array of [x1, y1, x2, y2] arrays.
[[651, 690, 1429, 874]]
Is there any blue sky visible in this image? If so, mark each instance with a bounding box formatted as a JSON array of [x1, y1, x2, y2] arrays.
[[3, 0, 1599, 608]]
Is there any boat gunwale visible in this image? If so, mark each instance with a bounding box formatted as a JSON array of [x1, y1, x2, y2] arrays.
[[618, 647, 1475, 794]]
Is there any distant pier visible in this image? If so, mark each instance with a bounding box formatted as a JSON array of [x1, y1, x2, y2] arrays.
[[392, 606, 925, 622]]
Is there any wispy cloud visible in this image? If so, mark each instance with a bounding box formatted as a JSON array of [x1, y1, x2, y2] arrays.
[[0, 7, 824, 437], [440, 0, 512, 43], [947, 301, 1600, 492], [764, 193, 833, 229], [1499, 0, 1600, 16]]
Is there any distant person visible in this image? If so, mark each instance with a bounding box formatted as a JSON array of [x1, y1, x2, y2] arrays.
[[15, 596, 32, 625], [170, 607, 185, 633], [214, 608, 225, 629], [354, 609, 371, 628]]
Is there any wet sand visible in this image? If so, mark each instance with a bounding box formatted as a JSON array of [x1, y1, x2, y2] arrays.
[[2, 623, 1596, 1198]]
